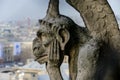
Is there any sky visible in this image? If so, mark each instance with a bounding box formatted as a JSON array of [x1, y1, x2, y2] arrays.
[[0, 0, 120, 25]]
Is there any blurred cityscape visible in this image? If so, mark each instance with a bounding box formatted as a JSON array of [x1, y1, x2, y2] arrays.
[[0, 18, 39, 42]]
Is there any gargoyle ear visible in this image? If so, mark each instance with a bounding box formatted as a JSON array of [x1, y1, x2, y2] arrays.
[[57, 25, 70, 50]]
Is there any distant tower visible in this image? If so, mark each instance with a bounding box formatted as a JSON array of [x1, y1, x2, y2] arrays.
[[3, 44, 14, 63], [27, 17, 31, 26]]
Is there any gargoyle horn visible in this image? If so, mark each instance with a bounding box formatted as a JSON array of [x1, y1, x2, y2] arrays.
[[46, 0, 60, 18]]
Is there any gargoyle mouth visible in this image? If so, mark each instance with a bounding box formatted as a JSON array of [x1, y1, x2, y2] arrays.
[[35, 54, 48, 64]]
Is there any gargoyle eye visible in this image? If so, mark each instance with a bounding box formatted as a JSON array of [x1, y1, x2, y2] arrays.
[[37, 31, 42, 37]]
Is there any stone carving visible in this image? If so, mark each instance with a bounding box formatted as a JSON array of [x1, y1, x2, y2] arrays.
[[33, 0, 91, 80], [33, 20, 69, 80], [33, 0, 120, 80]]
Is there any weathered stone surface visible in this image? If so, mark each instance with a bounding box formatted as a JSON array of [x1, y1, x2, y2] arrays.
[[66, 0, 120, 80], [77, 39, 99, 80]]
